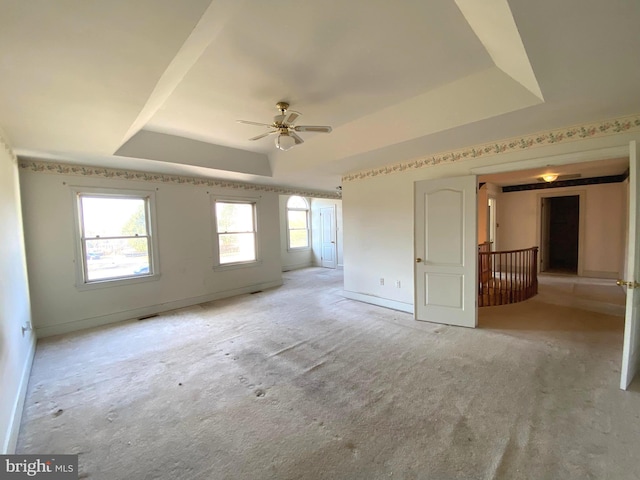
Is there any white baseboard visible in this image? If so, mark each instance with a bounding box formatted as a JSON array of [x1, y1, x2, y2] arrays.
[[342, 290, 414, 314], [35, 279, 283, 338], [582, 270, 619, 279], [282, 262, 313, 272], [2, 333, 36, 454]]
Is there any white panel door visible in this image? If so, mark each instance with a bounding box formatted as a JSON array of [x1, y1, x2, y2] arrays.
[[320, 206, 337, 269], [415, 175, 477, 327], [621, 140, 640, 390]]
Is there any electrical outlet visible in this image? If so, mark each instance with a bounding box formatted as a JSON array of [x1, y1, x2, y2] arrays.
[[395, 280, 401, 288], [379, 278, 384, 286]]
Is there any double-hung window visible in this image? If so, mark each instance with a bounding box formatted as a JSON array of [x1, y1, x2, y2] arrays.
[[287, 196, 310, 249], [213, 198, 258, 266], [73, 188, 158, 286]]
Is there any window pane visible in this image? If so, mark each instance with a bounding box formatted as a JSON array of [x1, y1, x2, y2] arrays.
[[288, 210, 307, 229], [81, 196, 147, 237], [85, 238, 150, 281], [219, 233, 256, 264], [287, 195, 308, 209], [216, 202, 254, 232], [289, 230, 309, 249]]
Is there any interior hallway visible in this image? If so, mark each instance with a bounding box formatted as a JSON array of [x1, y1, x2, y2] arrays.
[[17, 268, 640, 480]]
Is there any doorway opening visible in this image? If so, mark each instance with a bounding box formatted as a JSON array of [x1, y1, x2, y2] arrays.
[[470, 150, 633, 388], [541, 195, 580, 274]]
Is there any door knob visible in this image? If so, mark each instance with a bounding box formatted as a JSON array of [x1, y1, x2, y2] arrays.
[[617, 279, 640, 288], [416, 258, 422, 263]]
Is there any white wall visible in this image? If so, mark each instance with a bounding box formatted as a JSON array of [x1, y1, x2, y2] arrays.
[[311, 198, 344, 268], [0, 137, 36, 453], [19, 168, 284, 337], [343, 169, 425, 311], [343, 133, 637, 311], [279, 195, 313, 271], [499, 182, 626, 278]]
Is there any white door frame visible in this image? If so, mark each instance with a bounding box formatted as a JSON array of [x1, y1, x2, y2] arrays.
[[488, 196, 497, 250], [471, 146, 630, 177]]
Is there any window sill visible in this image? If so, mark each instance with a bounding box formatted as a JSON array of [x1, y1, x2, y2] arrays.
[[75, 272, 160, 291], [287, 246, 311, 252], [212, 260, 262, 272]]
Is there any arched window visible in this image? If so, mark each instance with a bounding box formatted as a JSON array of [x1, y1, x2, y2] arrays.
[[287, 196, 310, 249]]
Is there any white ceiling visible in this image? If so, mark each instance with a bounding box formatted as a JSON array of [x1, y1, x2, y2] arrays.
[[1, 0, 639, 193]]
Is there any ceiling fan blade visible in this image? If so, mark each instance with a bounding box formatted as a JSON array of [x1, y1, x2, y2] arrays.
[[283, 110, 301, 125], [290, 131, 304, 145], [237, 120, 273, 127], [294, 125, 332, 133], [249, 131, 277, 141]]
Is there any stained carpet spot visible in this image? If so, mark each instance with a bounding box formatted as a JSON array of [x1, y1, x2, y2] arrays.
[[345, 441, 358, 457], [53, 409, 63, 417]]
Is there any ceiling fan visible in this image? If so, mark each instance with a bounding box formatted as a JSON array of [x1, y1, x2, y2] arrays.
[[237, 102, 332, 151]]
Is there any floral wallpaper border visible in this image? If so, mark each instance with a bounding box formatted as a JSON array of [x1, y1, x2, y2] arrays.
[[15, 113, 640, 192], [18, 160, 341, 199], [342, 114, 640, 182]]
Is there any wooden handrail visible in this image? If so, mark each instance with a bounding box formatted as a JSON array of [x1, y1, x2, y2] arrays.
[[478, 246, 538, 307]]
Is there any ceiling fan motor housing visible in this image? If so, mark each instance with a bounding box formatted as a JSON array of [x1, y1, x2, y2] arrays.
[[276, 101, 290, 113]]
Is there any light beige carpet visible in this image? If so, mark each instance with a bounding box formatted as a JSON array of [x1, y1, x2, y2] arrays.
[[536, 274, 626, 317], [17, 268, 640, 479]]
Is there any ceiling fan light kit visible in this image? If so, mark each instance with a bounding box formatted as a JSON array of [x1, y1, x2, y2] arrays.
[[238, 101, 333, 151], [275, 132, 296, 151]]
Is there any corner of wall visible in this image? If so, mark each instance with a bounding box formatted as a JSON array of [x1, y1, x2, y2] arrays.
[[0, 130, 36, 453], [0, 130, 17, 166], [2, 335, 36, 454]]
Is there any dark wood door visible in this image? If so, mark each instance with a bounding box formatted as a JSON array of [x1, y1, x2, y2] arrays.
[[547, 195, 579, 273]]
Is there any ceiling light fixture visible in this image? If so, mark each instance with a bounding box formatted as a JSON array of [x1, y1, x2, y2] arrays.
[[275, 132, 296, 151], [239, 102, 333, 151], [541, 173, 558, 182]]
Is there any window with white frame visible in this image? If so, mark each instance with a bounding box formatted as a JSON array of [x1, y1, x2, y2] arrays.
[[213, 198, 258, 265], [287, 195, 310, 249], [74, 189, 157, 285]]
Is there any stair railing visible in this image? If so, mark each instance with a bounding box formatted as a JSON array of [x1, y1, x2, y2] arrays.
[[478, 245, 538, 307]]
